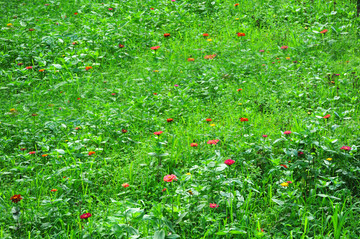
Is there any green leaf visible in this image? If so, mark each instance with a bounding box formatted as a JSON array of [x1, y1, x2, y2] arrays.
[[271, 198, 285, 206], [154, 230, 165, 239]]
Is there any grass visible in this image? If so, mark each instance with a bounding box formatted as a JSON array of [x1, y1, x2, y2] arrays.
[[1, 0, 360, 238]]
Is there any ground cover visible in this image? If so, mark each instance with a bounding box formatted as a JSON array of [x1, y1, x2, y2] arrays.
[[1, 0, 360, 238]]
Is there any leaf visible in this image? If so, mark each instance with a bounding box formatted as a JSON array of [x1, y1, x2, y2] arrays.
[[215, 164, 227, 172], [55, 149, 65, 154], [154, 230, 165, 239], [166, 234, 180, 239], [175, 212, 188, 224], [52, 64, 62, 69], [271, 198, 285, 206], [229, 230, 247, 234]]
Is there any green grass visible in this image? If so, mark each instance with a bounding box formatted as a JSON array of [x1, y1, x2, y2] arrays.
[[1, 0, 360, 238]]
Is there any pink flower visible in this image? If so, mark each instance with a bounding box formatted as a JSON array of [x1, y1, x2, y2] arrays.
[[151, 46, 160, 51], [122, 183, 129, 188], [111, 93, 116, 95], [207, 139, 220, 145], [281, 46, 288, 50], [29, 151, 36, 154], [80, 213, 92, 219], [286, 181, 293, 184], [174, 84, 179, 87], [25, 66, 33, 70], [259, 50, 265, 52], [340, 146, 351, 151], [224, 159, 235, 166], [190, 143, 198, 147], [209, 203, 218, 208], [284, 131, 291, 135], [298, 151, 304, 156], [163, 174, 177, 182], [108, 8, 113, 11], [262, 135, 268, 138], [154, 131, 163, 135]]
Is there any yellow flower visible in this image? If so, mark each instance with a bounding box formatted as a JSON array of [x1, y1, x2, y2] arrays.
[[307, 112, 311, 115], [280, 182, 289, 187], [10, 108, 16, 112], [153, 70, 159, 72], [238, 103, 242, 105], [48, 104, 54, 107], [305, 26, 308, 30], [65, 140, 68, 142], [235, 18, 239, 20], [186, 173, 191, 175], [7, 23, 13, 26], [326, 158, 332, 161], [207, 39, 212, 42], [210, 124, 215, 126], [286, 57, 290, 60]]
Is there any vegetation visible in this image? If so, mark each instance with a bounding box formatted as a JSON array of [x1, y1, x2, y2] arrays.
[[1, 0, 360, 238]]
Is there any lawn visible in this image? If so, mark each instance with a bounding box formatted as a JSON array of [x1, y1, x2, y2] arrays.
[[1, 0, 360, 238]]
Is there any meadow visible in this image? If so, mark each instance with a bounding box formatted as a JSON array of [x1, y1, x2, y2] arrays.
[[1, 0, 360, 238]]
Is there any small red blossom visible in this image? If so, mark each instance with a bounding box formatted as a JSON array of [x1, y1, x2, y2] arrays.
[[190, 143, 198, 147], [29, 28, 35, 31], [17, 63, 23, 66], [167, 118, 173, 122], [154, 131, 163, 135], [85, 66, 92, 71], [119, 44, 124, 48], [298, 151, 304, 156], [153, 93, 158, 95], [164, 33, 170, 37], [286, 181, 293, 184], [80, 213, 92, 219], [150, 8, 154, 10], [340, 146, 351, 151], [237, 88, 242, 91], [281, 45, 288, 50], [280, 164, 288, 168], [237, 32, 245, 37], [151, 46, 160, 51], [32, 113, 38, 116], [224, 159, 235, 166], [25, 66, 33, 70], [284, 131, 292, 135], [108, 8, 113, 11], [51, 189, 58, 192], [20, 148, 26, 151], [29, 151, 36, 154], [207, 139, 220, 145], [163, 174, 177, 182], [320, 29, 328, 34], [234, 3, 239, 6], [262, 135, 268, 138], [323, 114, 331, 119], [111, 93, 116, 96], [187, 58, 195, 62], [39, 69, 45, 72], [122, 183, 129, 188], [162, 188, 167, 192], [122, 129, 127, 133], [203, 33, 209, 37], [209, 203, 218, 208], [75, 127, 81, 130], [74, 12, 78, 15], [88, 151, 96, 156], [240, 118, 248, 122], [206, 118, 212, 122], [10, 194, 23, 203], [42, 154, 48, 157]]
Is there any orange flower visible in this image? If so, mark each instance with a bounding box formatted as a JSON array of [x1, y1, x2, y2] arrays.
[[202, 33, 209, 37], [187, 58, 194, 62], [151, 46, 160, 51], [164, 33, 170, 37], [190, 143, 198, 147], [85, 66, 92, 71], [51, 189, 58, 192], [122, 183, 130, 188], [237, 32, 245, 37], [234, 3, 239, 6], [204, 54, 216, 59], [237, 88, 242, 91], [39, 69, 45, 72], [118, 44, 124, 48], [122, 129, 127, 133], [42, 154, 48, 157], [167, 118, 173, 122], [88, 151, 95, 156], [206, 118, 212, 122], [320, 29, 328, 34], [10, 194, 23, 203], [323, 114, 331, 119]]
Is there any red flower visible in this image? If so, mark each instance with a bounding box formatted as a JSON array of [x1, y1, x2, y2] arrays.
[[280, 164, 288, 168], [29, 151, 36, 154], [111, 93, 116, 95], [75, 126, 81, 130], [25, 66, 33, 70], [85, 66, 92, 71], [20, 148, 26, 151], [206, 118, 212, 122], [153, 93, 158, 95], [108, 8, 113, 11], [286, 181, 293, 184], [237, 32, 245, 37], [163, 174, 177, 182], [150, 8, 154, 10], [164, 33, 170, 37], [209, 203, 218, 208], [207, 139, 220, 145], [154, 131, 163, 135], [32, 113, 38, 116], [320, 29, 328, 34], [187, 58, 195, 62], [122, 183, 129, 188], [88, 151, 95, 156], [298, 151, 304, 156], [151, 46, 160, 51], [281, 46, 288, 50], [240, 118, 248, 122], [119, 44, 124, 48], [29, 28, 35, 31], [42, 154, 48, 157], [77, 98, 81, 100], [162, 188, 167, 192], [190, 143, 198, 147], [80, 213, 92, 219], [17, 63, 23, 66], [237, 88, 242, 91], [122, 129, 127, 133], [39, 69, 45, 72], [234, 3, 239, 6], [262, 135, 268, 138], [203, 33, 209, 37], [283, 131, 291, 135], [10, 194, 23, 203], [74, 12, 78, 15], [204, 54, 216, 59], [167, 118, 173, 122], [340, 146, 351, 151], [323, 114, 331, 119], [51, 189, 58, 192], [224, 159, 235, 166]]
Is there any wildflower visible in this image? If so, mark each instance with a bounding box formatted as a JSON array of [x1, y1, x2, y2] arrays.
[[153, 93, 157, 95], [204, 54, 216, 59], [298, 151, 304, 156], [237, 88, 242, 91], [259, 50, 265, 52], [29, 28, 35, 31], [162, 188, 167, 192], [286, 181, 293, 184], [75, 127, 81, 130], [51, 189, 58, 192], [74, 12, 78, 15], [29, 151, 36, 154], [85, 66, 92, 71], [153, 70, 159, 72], [224, 159, 235, 166], [163, 174, 177, 182], [280, 182, 289, 187], [203, 33, 209, 37], [10, 194, 23, 203], [167, 118, 173, 122], [25, 66, 33, 70], [174, 84, 179, 87], [122, 183, 129, 188], [237, 32, 245, 37], [17, 63, 23, 66], [42, 154, 48, 157], [240, 118, 248, 122], [20, 148, 26, 151], [238, 103, 242, 105], [210, 124, 215, 126], [119, 44, 124, 48], [207, 139, 220, 145], [188, 190, 193, 195], [45, 4, 49, 6], [209, 203, 218, 208], [7, 23, 13, 26], [186, 173, 191, 175], [150, 8, 154, 10], [88, 151, 96, 156], [323, 114, 331, 119], [31, 113, 38, 116], [235, 18, 239, 20], [188, 58, 194, 62], [150, 46, 160, 51], [111, 93, 116, 95], [164, 33, 170, 37], [340, 146, 351, 151], [280, 164, 288, 168], [108, 8, 113, 11], [326, 158, 332, 161], [262, 135, 268, 138], [122, 129, 127, 133], [286, 57, 290, 60], [154, 131, 163, 136], [234, 3, 239, 6], [283, 131, 291, 135], [80, 213, 92, 219], [39, 69, 45, 72], [293, 61, 298, 63], [207, 39, 212, 41], [77, 98, 81, 100], [281, 46, 288, 50], [320, 29, 328, 34], [190, 143, 198, 147]]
